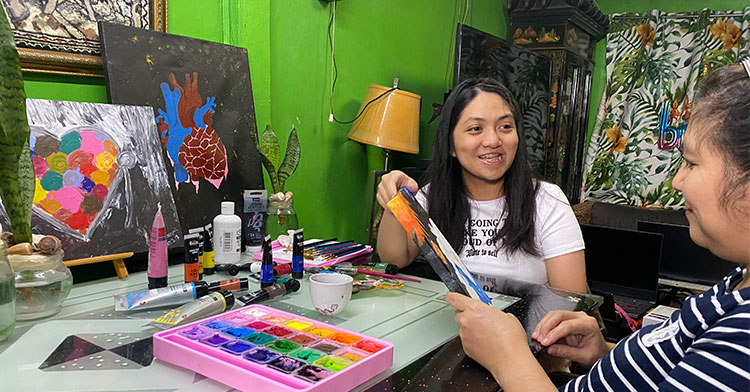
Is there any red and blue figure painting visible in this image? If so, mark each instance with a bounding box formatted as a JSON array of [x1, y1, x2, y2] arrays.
[[156, 72, 228, 192]]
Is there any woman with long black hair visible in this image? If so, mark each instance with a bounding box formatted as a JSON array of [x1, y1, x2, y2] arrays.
[[376, 77, 587, 293]]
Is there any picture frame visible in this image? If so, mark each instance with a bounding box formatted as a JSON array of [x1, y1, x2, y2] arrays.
[[1, 0, 167, 77]]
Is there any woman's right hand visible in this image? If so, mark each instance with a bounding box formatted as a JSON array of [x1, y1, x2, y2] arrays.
[[376, 170, 418, 210], [532, 310, 611, 368]]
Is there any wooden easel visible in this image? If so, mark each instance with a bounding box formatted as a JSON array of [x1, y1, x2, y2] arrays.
[[63, 252, 134, 279]]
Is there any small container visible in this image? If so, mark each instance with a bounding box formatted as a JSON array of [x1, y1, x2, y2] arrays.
[[222, 326, 257, 339], [199, 333, 234, 347], [289, 348, 326, 363], [312, 355, 353, 372], [266, 197, 298, 239], [242, 332, 276, 345], [265, 338, 301, 354], [202, 319, 234, 331], [268, 355, 306, 373], [353, 339, 388, 353], [329, 331, 362, 346], [284, 319, 313, 331], [213, 201, 242, 264], [243, 347, 280, 364], [10, 249, 72, 320], [287, 332, 319, 346], [221, 340, 256, 355], [336, 347, 370, 363], [295, 364, 333, 383], [309, 341, 342, 354], [0, 241, 15, 342], [178, 325, 212, 340]]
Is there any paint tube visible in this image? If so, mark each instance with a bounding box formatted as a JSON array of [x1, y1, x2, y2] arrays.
[[207, 278, 249, 292], [149, 290, 234, 330], [203, 224, 215, 275], [184, 233, 201, 283], [292, 228, 304, 279], [260, 235, 274, 288], [237, 279, 300, 306], [243, 189, 267, 255], [188, 227, 205, 279], [114, 281, 209, 311], [147, 203, 168, 289]]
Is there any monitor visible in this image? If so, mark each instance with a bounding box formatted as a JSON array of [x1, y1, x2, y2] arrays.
[[580, 224, 662, 302], [637, 221, 736, 286]]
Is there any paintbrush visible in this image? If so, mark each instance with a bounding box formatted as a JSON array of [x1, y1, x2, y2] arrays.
[[303, 238, 337, 249], [322, 245, 366, 260], [355, 268, 421, 283], [313, 240, 354, 251]]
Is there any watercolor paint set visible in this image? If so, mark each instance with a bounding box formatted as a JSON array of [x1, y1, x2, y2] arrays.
[[153, 305, 393, 392]]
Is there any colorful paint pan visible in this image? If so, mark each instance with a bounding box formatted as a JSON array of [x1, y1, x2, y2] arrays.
[[289, 348, 326, 364], [243, 347, 280, 364], [265, 339, 302, 354], [221, 340, 255, 355], [268, 356, 306, 373], [304, 326, 336, 338], [200, 333, 233, 347], [329, 332, 361, 345], [312, 356, 353, 372], [288, 333, 319, 346], [309, 341, 341, 354], [336, 348, 370, 363], [222, 326, 256, 339], [352, 339, 387, 353], [242, 332, 276, 345], [284, 319, 314, 331]]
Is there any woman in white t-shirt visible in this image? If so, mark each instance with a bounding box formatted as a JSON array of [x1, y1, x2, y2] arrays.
[[376, 77, 586, 292]]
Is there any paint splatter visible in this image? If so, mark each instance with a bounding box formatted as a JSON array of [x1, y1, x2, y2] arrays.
[[155, 72, 228, 192]]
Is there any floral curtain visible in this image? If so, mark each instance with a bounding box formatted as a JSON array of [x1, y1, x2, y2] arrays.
[[583, 8, 750, 207]]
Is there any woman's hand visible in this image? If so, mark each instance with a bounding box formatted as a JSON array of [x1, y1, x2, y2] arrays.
[[532, 310, 611, 368], [376, 170, 418, 210]]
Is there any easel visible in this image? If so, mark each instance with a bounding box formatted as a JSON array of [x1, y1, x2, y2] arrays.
[[63, 252, 134, 279]]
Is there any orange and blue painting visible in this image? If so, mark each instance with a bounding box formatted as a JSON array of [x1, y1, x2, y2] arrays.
[[387, 188, 492, 305]]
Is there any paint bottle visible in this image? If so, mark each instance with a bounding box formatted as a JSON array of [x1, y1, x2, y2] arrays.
[[149, 290, 235, 330], [188, 227, 205, 279], [183, 233, 201, 283], [202, 224, 215, 275], [213, 201, 242, 264], [291, 228, 304, 279], [260, 235, 274, 289], [147, 203, 168, 289], [244, 189, 268, 255]]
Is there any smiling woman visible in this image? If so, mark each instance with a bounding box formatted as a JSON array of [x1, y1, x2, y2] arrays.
[[375, 77, 586, 294]]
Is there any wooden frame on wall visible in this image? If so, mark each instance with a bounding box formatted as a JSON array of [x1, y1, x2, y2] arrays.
[[2, 0, 167, 77]]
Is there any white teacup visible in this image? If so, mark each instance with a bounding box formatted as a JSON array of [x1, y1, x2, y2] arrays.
[[309, 273, 353, 316]]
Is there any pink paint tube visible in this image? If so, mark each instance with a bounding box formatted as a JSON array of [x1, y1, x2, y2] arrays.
[[148, 203, 169, 289]]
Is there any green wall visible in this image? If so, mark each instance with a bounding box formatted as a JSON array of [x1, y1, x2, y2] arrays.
[[587, 0, 749, 142], [19, 0, 508, 245]]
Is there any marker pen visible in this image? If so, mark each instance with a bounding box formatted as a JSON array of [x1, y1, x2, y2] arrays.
[[237, 279, 301, 306], [291, 229, 304, 279], [260, 235, 274, 289], [149, 290, 235, 330]]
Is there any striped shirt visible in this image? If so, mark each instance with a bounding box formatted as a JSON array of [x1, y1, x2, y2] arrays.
[[561, 266, 750, 391]]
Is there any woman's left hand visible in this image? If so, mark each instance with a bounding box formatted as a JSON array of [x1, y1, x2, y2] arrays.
[[445, 292, 529, 372]]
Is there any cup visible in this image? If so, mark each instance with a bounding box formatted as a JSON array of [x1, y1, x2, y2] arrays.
[[308, 273, 353, 316]]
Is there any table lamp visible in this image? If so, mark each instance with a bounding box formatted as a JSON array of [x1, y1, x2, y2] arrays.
[[347, 79, 421, 170]]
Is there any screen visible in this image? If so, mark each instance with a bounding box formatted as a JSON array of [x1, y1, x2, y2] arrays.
[[581, 224, 662, 301], [638, 221, 736, 286]]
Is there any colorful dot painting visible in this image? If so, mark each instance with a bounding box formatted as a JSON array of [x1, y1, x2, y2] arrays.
[[31, 128, 120, 235]]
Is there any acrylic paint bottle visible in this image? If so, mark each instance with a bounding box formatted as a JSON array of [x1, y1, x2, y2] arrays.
[[202, 224, 215, 275], [243, 190, 267, 255], [260, 235, 274, 289], [148, 204, 168, 289], [188, 227, 205, 279], [183, 233, 201, 283], [213, 201, 242, 264], [291, 228, 304, 279]]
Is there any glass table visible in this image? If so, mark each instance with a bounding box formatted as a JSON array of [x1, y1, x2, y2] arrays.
[[0, 257, 601, 391]]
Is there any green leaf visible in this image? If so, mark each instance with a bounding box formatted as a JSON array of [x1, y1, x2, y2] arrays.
[[277, 127, 300, 192], [259, 125, 280, 171], [259, 150, 280, 194], [0, 6, 33, 243]]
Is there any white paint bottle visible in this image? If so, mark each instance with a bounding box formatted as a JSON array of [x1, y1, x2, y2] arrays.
[[213, 201, 242, 264]]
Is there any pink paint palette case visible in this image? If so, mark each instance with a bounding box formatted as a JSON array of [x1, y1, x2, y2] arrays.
[[153, 305, 393, 392]]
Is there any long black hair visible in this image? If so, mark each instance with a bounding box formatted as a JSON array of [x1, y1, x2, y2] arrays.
[[425, 77, 540, 256]]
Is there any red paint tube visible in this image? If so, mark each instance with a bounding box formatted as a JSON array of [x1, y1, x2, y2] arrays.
[[148, 203, 168, 289]]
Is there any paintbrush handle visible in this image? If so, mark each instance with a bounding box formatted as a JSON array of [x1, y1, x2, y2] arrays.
[[355, 268, 421, 283]]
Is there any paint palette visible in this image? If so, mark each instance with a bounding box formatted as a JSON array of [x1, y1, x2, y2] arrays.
[[153, 305, 393, 392]]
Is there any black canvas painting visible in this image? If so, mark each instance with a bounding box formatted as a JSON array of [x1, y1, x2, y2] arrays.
[[99, 22, 263, 231], [454, 24, 551, 178]]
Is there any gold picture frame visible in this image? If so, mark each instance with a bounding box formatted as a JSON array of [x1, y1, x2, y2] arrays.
[[3, 0, 167, 77]]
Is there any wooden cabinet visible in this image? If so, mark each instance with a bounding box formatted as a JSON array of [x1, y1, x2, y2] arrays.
[[509, 0, 608, 202]]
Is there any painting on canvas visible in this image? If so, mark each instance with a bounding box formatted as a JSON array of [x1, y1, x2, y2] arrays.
[[0, 99, 183, 260], [99, 21, 263, 231]]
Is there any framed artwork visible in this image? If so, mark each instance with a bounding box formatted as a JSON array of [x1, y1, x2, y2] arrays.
[[0, 0, 167, 77], [0, 99, 183, 260], [99, 21, 264, 233]]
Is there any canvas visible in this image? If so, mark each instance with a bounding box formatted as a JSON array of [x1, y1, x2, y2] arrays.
[[0, 99, 182, 260], [99, 21, 263, 232]]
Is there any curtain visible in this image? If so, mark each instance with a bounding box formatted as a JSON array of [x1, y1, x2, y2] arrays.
[[582, 8, 750, 207]]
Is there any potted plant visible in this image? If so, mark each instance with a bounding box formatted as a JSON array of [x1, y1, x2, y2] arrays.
[[257, 125, 300, 238], [0, 7, 71, 323]]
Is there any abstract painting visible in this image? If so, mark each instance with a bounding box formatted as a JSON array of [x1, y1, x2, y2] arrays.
[[0, 99, 182, 260], [99, 21, 263, 232]]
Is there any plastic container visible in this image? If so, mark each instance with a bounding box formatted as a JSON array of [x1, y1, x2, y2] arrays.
[[0, 241, 15, 341], [266, 198, 298, 240], [213, 201, 242, 264]]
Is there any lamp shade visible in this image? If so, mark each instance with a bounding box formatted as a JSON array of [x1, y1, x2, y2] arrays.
[[347, 84, 421, 154]]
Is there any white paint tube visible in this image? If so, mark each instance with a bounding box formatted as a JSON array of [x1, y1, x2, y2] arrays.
[[148, 290, 235, 330], [114, 281, 209, 311]]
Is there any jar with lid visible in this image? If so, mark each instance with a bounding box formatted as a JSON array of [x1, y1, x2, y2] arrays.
[[10, 247, 72, 320], [0, 240, 15, 341], [266, 197, 298, 240]]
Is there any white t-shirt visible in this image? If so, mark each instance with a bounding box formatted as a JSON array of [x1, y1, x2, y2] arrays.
[[416, 181, 584, 285]]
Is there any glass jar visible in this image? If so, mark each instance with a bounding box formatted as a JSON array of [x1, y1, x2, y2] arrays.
[[9, 249, 72, 320], [0, 241, 15, 342], [266, 197, 298, 240]]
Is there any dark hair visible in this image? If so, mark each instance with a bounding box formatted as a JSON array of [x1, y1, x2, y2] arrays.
[[425, 77, 540, 256], [692, 64, 750, 210]]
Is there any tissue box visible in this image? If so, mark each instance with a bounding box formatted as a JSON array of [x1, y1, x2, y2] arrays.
[[642, 305, 678, 327]]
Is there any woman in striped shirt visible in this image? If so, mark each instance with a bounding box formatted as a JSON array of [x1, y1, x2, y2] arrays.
[[446, 62, 750, 391]]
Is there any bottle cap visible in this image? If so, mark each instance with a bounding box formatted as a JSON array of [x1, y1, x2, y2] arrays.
[[245, 245, 262, 255], [221, 201, 235, 215], [284, 279, 301, 293], [217, 290, 235, 309], [194, 280, 209, 298]]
